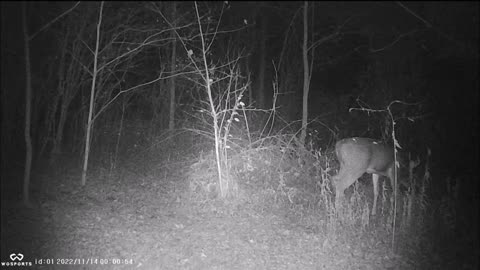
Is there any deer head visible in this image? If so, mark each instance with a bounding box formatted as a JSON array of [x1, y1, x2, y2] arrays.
[[333, 137, 396, 215]]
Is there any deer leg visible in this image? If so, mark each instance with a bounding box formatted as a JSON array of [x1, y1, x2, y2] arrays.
[[387, 166, 396, 213], [372, 174, 379, 215], [334, 169, 364, 212]]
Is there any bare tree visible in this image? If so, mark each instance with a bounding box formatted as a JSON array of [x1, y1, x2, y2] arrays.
[[22, 2, 33, 206], [21, 2, 80, 206], [49, 16, 90, 162], [257, 15, 267, 109], [169, 1, 177, 131], [81, 1, 104, 186], [78, 2, 186, 185], [300, 1, 310, 144]]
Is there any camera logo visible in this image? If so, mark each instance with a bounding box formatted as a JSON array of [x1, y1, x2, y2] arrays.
[[1, 253, 32, 267], [10, 253, 24, 261]]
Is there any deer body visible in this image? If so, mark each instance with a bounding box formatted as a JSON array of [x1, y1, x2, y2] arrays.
[[333, 137, 395, 215]]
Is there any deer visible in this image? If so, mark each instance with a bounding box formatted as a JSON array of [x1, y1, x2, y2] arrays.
[[332, 137, 397, 215]]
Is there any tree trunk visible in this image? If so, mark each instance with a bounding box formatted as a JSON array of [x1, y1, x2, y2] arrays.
[[52, 103, 68, 157], [81, 2, 104, 186], [22, 2, 32, 206], [257, 16, 266, 109], [300, 1, 310, 144], [50, 35, 68, 161], [168, 1, 177, 131]]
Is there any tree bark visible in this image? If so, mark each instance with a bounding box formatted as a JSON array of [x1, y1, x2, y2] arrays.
[[257, 16, 266, 109], [22, 2, 32, 206], [300, 1, 310, 144], [81, 2, 104, 186], [168, 1, 177, 131]]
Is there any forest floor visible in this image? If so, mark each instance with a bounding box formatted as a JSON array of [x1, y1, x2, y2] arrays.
[[1, 156, 477, 270]]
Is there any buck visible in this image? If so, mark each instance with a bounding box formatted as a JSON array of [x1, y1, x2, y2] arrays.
[[333, 137, 396, 215]]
